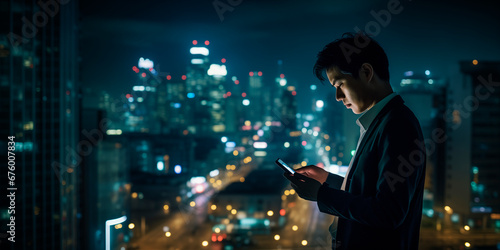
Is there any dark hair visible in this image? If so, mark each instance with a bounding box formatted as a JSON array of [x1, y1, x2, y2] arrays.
[[313, 32, 390, 83]]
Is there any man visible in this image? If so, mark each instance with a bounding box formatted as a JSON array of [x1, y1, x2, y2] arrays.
[[284, 32, 426, 250]]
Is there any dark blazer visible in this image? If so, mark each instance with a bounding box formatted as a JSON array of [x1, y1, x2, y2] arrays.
[[317, 95, 426, 250]]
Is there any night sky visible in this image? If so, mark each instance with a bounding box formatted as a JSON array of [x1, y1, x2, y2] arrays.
[[80, 0, 500, 112]]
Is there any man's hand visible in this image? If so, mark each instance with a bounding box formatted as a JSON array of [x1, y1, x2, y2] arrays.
[[295, 165, 329, 184], [284, 172, 322, 201]]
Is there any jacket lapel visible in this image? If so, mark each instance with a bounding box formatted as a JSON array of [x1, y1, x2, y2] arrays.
[[344, 95, 405, 189]]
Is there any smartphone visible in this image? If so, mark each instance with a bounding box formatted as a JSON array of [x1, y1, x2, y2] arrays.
[[275, 158, 295, 174]]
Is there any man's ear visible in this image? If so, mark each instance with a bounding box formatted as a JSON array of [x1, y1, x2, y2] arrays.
[[359, 63, 374, 83]]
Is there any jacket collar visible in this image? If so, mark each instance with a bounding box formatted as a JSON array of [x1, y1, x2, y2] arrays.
[[344, 95, 405, 188]]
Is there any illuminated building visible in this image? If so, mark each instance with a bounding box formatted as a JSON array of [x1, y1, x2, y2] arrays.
[[185, 40, 227, 134], [79, 108, 130, 250], [208, 169, 289, 232], [445, 61, 500, 229], [0, 1, 79, 249], [398, 71, 447, 217], [126, 58, 163, 133]]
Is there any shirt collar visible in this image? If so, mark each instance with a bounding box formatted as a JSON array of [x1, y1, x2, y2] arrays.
[[356, 92, 398, 132]]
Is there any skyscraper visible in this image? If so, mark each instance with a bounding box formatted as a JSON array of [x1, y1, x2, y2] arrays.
[[446, 61, 500, 228], [0, 1, 80, 249]]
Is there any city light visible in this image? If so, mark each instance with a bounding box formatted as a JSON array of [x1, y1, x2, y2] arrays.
[[221, 136, 228, 143], [226, 205, 232, 211], [190, 201, 196, 207], [242, 99, 250, 106], [207, 64, 227, 77], [465, 242, 471, 248], [105, 216, 127, 250], [190, 47, 209, 56], [290, 189, 295, 195], [138, 57, 154, 69], [279, 78, 287, 86], [316, 100, 324, 109], [221, 58, 226, 63], [404, 71, 414, 77], [165, 232, 171, 237], [267, 210, 274, 216], [284, 142, 290, 148], [254, 151, 267, 157], [444, 206, 452, 214], [163, 205, 169, 210], [202, 241, 209, 247], [472, 59, 478, 65], [310, 85, 317, 90], [274, 234, 280, 240], [225, 141, 236, 148], [280, 209, 286, 216], [192, 40, 197, 45], [292, 225, 298, 231], [128, 223, 135, 229], [174, 165, 182, 174], [211, 205, 217, 210], [209, 169, 219, 177], [187, 92, 195, 98], [302, 240, 308, 246], [231, 209, 237, 215], [464, 225, 470, 231], [425, 70, 431, 76], [157, 161, 164, 171], [190, 176, 206, 184], [191, 58, 204, 64], [253, 142, 267, 149], [106, 129, 122, 135], [205, 40, 210, 45]]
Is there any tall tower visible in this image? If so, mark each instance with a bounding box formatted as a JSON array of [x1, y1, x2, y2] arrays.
[[446, 61, 500, 228], [397, 70, 447, 214], [0, 1, 80, 249]]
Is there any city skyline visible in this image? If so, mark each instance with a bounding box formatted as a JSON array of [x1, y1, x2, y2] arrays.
[[80, 0, 500, 113], [3, 0, 500, 249]]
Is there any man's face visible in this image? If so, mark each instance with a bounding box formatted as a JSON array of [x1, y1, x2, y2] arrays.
[[326, 66, 374, 114]]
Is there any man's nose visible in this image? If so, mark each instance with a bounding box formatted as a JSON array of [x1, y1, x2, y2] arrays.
[[335, 88, 344, 102]]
